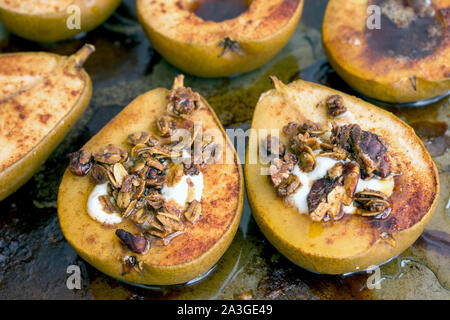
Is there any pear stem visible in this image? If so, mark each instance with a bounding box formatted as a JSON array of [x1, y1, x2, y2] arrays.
[[71, 44, 95, 68], [172, 74, 185, 89], [270, 76, 287, 92]]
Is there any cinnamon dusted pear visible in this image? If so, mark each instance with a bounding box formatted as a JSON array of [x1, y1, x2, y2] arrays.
[[245, 77, 439, 274], [0, 0, 121, 42], [323, 0, 449, 103], [58, 76, 243, 286], [0, 44, 95, 201], [137, 0, 304, 77]]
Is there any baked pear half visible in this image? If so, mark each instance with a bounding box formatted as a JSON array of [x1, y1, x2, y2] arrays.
[[58, 75, 243, 286], [0, 0, 121, 42], [0, 44, 94, 201], [323, 0, 450, 103], [137, 0, 304, 77], [245, 77, 439, 274]]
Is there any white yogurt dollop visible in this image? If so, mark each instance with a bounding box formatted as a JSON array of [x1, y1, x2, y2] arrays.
[[161, 173, 204, 208], [286, 158, 394, 215], [87, 183, 122, 225], [286, 157, 340, 213]]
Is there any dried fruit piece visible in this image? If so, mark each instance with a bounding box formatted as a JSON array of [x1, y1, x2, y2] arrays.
[[115, 229, 148, 254]]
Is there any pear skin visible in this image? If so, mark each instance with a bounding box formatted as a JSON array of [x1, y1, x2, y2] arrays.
[[245, 77, 439, 274], [58, 76, 244, 285], [137, 0, 304, 77], [0, 44, 95, 201], [322, 0, 450, 103], [0, 0, 121, 42]]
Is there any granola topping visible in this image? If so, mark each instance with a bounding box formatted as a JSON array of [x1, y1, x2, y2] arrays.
[[71, 75, 213, 256], [267, 118, 395, 222]]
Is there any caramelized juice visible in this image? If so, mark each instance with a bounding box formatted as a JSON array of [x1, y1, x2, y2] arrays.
[[189, 0, 250, 22], [366, 0, 445, 59]]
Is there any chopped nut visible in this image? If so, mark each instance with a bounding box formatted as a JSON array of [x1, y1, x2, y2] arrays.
[[131, 144, 151, 158], [155, 116, 175, 137], [115, 229, 148, 254], [326, 95, 347, 117], [112, 163, 129, 188], [95, 144, 128, 164], [262, 134, 285, 157], [127, 131, 157, 146], [146, 157, 166, 171], [149, 145, 181, 159], [269, 158, 291, 187], [277, 174, 301, 197], [157, 212, 184, 232], [131, 207, 147, 225], [354, 189, 390, 215], [283, 152, 298, 166], [298, 120, 326, 136], [69, 150, 93, 176], [342, 163, 360, 205], [184, 163, 201, 176], [146, 174, 167, 188], [131, 158, 146, 173], [167, 86, 200, 118], [316, 145, 347, 160], [184, 200, 202, 223], [116, 191, 131, 210], [282, 122, 300, 137], [167, 163, 184, 187], [331, 123, 390, 178], [123, 199, 137, 218], [145, 190, 164, 210], [292, 132, 321, 150], [98, 195, 118, 214], [328, 163, 343, 180], [120, 174, 138, 193], [307, 177, 345, 222], [297, 145, 316, 172], [90, 163, 108, 184]]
